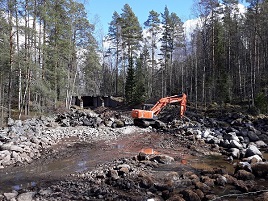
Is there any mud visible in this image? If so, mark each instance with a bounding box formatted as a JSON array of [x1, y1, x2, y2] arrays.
[[0, 131, 199, 193]]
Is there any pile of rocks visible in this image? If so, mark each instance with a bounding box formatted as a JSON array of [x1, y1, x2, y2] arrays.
[[181, 111, 268, 181], [56, 108, 128, 128]]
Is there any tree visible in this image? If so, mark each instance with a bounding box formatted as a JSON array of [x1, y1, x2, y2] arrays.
[[107, 11, 122, 95], [0, 7, 10, 124], [133, 55, 146, 104], [125, 57, 135, 103], [82, 39, 102, 96], [160, 6, 184, 96], [120, 4, 142, 98], [144, 10, 160, 97], [160, 6, 171, 97]]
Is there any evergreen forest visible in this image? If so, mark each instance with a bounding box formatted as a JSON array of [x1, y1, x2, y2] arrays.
[[0, 0, 268, 123]]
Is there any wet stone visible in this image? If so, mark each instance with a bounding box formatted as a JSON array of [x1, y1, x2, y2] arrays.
[[180, 189, 201, 201], [251, 162, 268, 177], [215, 175, 227, 186], [193, 181, 211, 193], [234, 169, 255, 180], [107, 169, 119, 180], [150, 155, 174, 164]]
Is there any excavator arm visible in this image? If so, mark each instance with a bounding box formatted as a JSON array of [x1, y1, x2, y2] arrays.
[[150, 93, 187, 117]]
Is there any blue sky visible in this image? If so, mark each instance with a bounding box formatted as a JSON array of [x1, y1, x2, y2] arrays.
[[84, 0, 196, 35]]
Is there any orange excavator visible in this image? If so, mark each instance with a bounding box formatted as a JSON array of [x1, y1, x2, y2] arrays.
[[131, 93, 187, 127]]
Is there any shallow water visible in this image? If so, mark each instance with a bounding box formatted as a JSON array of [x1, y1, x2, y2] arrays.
[[0, 136, 267, 195]]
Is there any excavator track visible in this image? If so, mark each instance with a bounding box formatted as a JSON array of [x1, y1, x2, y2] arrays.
[[133, 119, 166, 128]]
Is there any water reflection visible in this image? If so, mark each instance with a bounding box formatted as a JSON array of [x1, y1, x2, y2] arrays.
[[76, 161, 88, 172], [12, 181, 36, 191]]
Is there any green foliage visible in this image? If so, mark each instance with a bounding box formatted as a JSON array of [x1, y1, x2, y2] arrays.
[[133, 57, 146, 104], [215, 73, 232, 103], [121, 4, 143, 55], [255, 92, 268, 114], [82, 40, 102, 95], [125, 57, 135, 103]]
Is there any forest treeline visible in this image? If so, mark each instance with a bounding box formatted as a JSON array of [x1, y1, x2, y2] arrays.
[[0, 0, 268, 123]]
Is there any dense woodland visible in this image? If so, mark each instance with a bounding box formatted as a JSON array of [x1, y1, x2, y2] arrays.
[[0, 0, 268, 124]]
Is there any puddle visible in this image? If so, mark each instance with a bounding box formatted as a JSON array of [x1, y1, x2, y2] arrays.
[[190, 155, 235, 174], [139, 148, 160, 155], [0, 139, 137, 193]]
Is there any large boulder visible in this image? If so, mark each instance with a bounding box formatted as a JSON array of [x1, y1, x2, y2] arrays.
[[230, 140, 243, 149], [234, 169, 255, 180], [251, 162, 268, 177], [223, 132, 239, 142], [17, 192, 36, 201], [247, 131, 259, 142], [229, 148, 240, 158], [245, 145, 262, 158], [150, 155, 174, 164], [180, 189, 201, 201]]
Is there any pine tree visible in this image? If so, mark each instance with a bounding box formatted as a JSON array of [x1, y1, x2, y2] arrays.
[[107, 11, 122, 95], [125, 57, 135, 103], [120, 4, 142, 99], [133, 56, 146, 104], [144, 10, 160, 98]]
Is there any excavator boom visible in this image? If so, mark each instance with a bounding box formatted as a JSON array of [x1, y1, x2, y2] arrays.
[[150, 93, 187, 117]]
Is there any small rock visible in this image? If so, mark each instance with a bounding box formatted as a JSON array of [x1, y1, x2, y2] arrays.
[[234, 179, 248, 192], [193, 181, 211, 193], [107, 169, 119, 180], [224, 132, 239, 142], [255, 140, 267, 148], [215, 175, 227, 186], [235, 161, 252, 172]]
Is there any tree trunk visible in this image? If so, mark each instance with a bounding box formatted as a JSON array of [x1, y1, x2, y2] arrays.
[[8, 14, 13, 118]]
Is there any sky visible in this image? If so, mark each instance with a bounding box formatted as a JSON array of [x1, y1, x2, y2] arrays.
[[83, 0, 197, 35]]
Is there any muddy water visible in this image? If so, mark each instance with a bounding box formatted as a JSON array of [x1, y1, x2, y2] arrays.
[[0, 133, 153, 193], [0, 134, 267, 195], [190, 155, 235, 174], [0, 139, 134, 193]]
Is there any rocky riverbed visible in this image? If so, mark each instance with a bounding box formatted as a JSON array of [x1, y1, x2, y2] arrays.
[[0, 106, 268, 200]]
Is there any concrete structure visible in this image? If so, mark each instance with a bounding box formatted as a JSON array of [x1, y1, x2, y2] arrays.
[[72, 96, 121, 108]]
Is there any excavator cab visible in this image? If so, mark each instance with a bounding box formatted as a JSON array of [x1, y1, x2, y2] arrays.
[[142, 104, 154, 110]]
